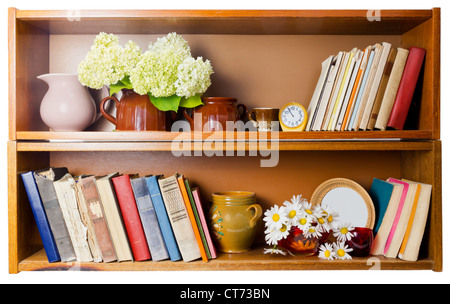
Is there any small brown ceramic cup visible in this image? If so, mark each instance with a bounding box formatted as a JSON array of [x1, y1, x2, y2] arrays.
[[248, 108, 280, 131]]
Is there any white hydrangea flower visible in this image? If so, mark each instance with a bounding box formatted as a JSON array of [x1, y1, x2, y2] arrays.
[[78, 32, 128, 89], [175, 56, 214, 98]]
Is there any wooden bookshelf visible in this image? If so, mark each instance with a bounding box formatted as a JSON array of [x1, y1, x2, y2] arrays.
[[8, 8, 442, 273]]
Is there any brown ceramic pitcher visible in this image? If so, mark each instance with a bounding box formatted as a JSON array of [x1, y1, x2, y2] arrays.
[[100, 89, 166, 131], [182, 97, 247, 131]]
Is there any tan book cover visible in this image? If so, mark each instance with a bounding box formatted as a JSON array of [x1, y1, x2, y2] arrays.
[[96, 173, 134, 262], [158, 174, 201, 262], [74, 177, 103, 262], [366, 48, 398, 130], [374, 48, 410, 130], [53, 173, 93, 262]]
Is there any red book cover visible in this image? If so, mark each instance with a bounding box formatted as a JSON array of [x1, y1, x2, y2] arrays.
[[386, 47, 426, 130], [112, 174, 151, 261]]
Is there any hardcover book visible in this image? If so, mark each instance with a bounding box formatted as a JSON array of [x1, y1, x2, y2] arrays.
[[158, 174, 201, 262], [80, 175, 117, 263], [95, 173, 134, 262], [368, 178, 394, 235], [33, 167, 77, 262], [374, 48, 410, 130], [386, 46, 426, 130], [53, 173, 93, 262], [146, 175, 182, 262], [74, 177, 103, 262], [192, 187, 217, 259], [21, 171, 60, 263], [131, 176, 169, 261], [112, 174, 151, 261]]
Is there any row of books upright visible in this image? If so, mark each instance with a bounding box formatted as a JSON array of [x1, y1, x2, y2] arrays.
[[306, 42, 426, 132], [21, 168, 217, 264], [368, 177, 432, 261]]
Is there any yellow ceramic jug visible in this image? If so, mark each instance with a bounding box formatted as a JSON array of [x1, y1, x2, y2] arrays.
[[209, 191, 262, 253]]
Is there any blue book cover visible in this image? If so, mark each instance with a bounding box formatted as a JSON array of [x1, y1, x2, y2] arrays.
[[369, 178, 394, 235], [131, 176, 169, 261], [21, 171, 60, 263], [145, 175, 182, 261], [349, 49, 375, 129]]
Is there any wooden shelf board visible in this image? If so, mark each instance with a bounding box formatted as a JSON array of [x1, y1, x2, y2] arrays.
[[14, 9, 432, 35], [18, 248, 434, 272], [16, 130, 433, 141], [16, 141, 433, 152]]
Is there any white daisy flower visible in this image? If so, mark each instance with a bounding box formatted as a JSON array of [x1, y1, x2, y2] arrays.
[[333, 223, 355, 242], [322, 205, 340, 231], [283, 199, 303, 226], [318, 243, 335, 260], [265, 224, 290, 245], [301, 201, 314, 216], [303, 225, 322, 239], [333, 242, 353, 260], [263, 247, 286, 255], [295, 212, 313, 231], [263, 205, 288, 231]]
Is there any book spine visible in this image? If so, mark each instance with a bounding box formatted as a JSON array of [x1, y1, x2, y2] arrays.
[[386, 47, 426, 130], [367, 48, 398, 130], [21, 172, 60, 263], [192, 188, 217, 259], [80, 176, 117, 263], [112, 175, 151, 261], [178, 176, 209, 262], [34, 169, 77, 262], [131, 177, 169, 261], [146, 176, 182, 262], [374, 48, 410, 130], [54, 174, 93, 262], [74, 179, 103, 262], [158, 175, 201, 262]]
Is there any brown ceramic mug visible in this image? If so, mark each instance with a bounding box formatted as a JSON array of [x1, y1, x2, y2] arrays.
[[247, 108, 280, 131]]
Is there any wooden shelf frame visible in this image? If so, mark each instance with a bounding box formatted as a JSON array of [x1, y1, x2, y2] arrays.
[[7, 8, 442, 273]]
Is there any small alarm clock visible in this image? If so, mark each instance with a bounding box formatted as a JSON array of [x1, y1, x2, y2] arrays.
[[279, 102, 308, 131]]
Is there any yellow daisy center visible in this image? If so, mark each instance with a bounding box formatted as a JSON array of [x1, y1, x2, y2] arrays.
[[308, 227, 315, 233], [340, 227, 349, 235], [337, 249, 346, 257], [299, 218, 307, 225], [288, 210, 296, 218], [324, 250, 331, 258], [327, 215, 333, 223], [318, 218, 325, 224], [272, 214, 280, 222], [280, 224, 287, 232], [306, 209, 313, 215]]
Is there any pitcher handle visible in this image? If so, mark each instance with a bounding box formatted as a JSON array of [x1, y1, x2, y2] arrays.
[[237, 104, 248, 121], [247, 204, 262, 228], [100, 96, 119, 126], [182, 108, 195, 130]]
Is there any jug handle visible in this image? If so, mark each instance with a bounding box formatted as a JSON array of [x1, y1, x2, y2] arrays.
[[247, 204, 262, 228], [100, 96, 119, 126], [182, 108, 195, 129], [237, 104, 248, 121]]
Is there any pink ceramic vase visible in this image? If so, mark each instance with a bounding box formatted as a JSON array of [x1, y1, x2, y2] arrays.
[[38, 74, 100, 131]]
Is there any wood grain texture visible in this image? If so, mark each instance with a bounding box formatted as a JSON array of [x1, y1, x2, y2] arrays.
[[14, 9, 432, 35], [18, 247, 434, 272]]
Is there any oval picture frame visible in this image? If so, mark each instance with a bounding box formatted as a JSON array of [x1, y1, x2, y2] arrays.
[[310, 178, 375, 229]]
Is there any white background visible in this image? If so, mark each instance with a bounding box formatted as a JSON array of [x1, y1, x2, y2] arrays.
[[0, 0, 448, 284]]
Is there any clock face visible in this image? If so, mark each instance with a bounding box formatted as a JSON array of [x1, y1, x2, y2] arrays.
[[281, 104, 305, 128]]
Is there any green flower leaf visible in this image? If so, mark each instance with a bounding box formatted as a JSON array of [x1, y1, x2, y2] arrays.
[[179, 95, 203, 108], [109, 76, 133, 96], [149, 94, 182, 112]]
